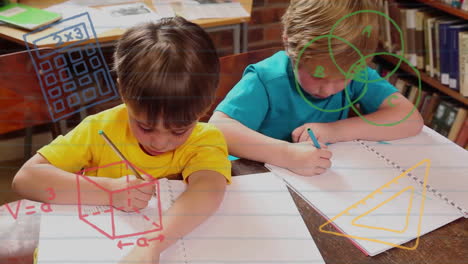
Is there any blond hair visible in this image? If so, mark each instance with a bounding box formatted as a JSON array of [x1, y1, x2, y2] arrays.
[[282, 0, 380, 73]]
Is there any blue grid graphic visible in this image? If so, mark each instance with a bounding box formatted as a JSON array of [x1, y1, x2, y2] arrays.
[[23, 12, 118, 122]]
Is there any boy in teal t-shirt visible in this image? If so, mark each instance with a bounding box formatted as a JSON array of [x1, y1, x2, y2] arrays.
[[210, 0, 424, 176]]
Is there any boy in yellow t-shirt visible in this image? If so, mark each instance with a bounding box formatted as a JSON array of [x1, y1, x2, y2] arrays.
[[13, 17, 230, 263]]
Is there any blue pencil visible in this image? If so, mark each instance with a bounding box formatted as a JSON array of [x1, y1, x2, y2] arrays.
[[307, 128, 321, 149]]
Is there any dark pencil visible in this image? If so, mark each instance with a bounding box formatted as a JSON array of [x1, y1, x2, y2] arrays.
[[98, 130, 144, 180]]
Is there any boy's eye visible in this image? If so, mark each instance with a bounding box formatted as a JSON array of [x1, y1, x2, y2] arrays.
[[139, 125, 153, 133], [172, 130, 187, 136]]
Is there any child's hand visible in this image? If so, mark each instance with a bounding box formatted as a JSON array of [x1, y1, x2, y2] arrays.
[[112, 175, 155, 212], [292, 123, 339, 144], [120, 245, 160, 264], [284, 141, 332, 176]]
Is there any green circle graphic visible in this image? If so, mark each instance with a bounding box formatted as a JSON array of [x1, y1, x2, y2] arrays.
[[328, 9, 405, 84], [293, 9, 412, 127], [294, 34, 368, 113], [344, 52, 421, 127]]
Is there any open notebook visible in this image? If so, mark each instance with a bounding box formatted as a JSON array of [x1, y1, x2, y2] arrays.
[[37, 173, 325, 264], [266, 126, 468, 256]]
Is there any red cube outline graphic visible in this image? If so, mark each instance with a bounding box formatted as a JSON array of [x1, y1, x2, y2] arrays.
[[76, 160, 162, 240]]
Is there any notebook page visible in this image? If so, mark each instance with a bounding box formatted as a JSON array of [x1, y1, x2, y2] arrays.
[[38, 175, 324, 263], [37, 179, 173, 264], [161, 173, 324, 264], [266, 140, 461, 256], [363, 126, 468, 215]]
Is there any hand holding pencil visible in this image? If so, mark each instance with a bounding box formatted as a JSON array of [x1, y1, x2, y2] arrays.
[[99, 130, 156, 211], [291, 123, 338, 145]]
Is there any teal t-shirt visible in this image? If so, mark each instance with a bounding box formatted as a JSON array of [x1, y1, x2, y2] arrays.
[[215, 51, 398, 142]]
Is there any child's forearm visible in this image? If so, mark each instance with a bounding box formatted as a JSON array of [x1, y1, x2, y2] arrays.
[[333, 104, 424, 142], [146, 171, 226, 255], [209, 112, 291, 166], [12, 154, 114, 205]]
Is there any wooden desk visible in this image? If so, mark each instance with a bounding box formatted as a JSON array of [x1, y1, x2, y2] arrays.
[[0, 0, 252, 53], [1, 159, 467, 264]]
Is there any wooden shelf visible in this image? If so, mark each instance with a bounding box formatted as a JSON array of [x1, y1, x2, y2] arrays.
[[415, 0, 468, 20], [378, 54, 468, 106]]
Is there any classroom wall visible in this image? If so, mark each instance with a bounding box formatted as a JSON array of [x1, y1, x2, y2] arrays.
[[0, 0, 291, 161], [209, 0, 289, 56]]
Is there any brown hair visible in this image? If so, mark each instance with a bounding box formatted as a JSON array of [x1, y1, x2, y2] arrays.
[[113, 16, 219, 128], [282, 0, 380, 74]]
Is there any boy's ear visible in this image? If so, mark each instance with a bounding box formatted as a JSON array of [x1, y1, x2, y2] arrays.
[[282, 35, 288, 51], [116, 78, 125, 103], [116, 78, 122, 92]]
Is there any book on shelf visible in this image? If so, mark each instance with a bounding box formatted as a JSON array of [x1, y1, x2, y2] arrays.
[[425, 94, 443, 125], [394, 78, 407, 94], [422, 10, 437, 72], [401, 5, 427, 66], [407, 8, 418, 66], [404, 82, 414, 98], [455, 119, 468, 146], [448, 24, 468, 90], [396, 80, 413, 98], [420, 93, 433, 114], [448, 108, 468, 140], [407, 84, 420, 104], [417, 89, 429, 110], [439, 21, 467, 86], [416, 8, 432, 70], [444, 104, 464, 136], [437, 19, 463, 83], [382, 0, 468, 104], [373, 58, 467, 144], [388, 0, 402, 52], [425, 15, 445, 76], [460, 31, 468, 96], [431, 101, 451, 136], [383, 0, 393, 51]]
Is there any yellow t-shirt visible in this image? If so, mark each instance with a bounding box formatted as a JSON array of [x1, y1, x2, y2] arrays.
[[38, 104, 231, 183]]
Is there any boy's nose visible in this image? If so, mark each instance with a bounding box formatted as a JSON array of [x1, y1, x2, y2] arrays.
[[150, 136, 169, 151], [319, 85, 334, 97]]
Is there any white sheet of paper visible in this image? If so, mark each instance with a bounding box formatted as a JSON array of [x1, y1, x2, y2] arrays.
[[161, 173, 323, 263], [179, 2, 248, 20], [45, 2, 162, 34], [266, 131, 464, 256], [68, 0, 140, 7], [152, 4, 176, 18], [37, 174, 325, 264], [44, 2, 116, 34], [37, 179, 171, 264], [100, 3, 162, 29], [361, 126, 468, 216]]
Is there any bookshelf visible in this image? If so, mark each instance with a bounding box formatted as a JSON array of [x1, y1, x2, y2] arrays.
[[378, 0, 468, 107], [414, 0, 468, 19], [376, 0, 468, 147], [379, 55, 468, 106]]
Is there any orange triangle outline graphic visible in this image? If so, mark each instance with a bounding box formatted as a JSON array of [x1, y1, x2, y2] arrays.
[[319, 159, 431, 251], [351, 186, 415, 233]]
